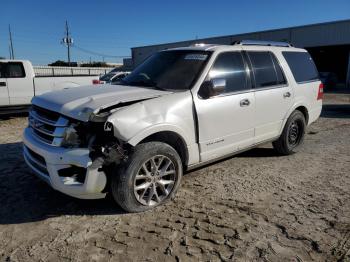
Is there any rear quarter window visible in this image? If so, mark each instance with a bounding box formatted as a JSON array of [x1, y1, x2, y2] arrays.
[[6, 62, 26, 78], [282, 51, 319, 83]]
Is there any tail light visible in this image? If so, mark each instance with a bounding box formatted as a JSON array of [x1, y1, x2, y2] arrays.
[[92, 79, 101, 85], [317, 83, 324, 100]]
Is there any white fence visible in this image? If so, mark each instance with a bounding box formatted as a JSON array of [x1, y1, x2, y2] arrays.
[[33, 66, 113, 76]]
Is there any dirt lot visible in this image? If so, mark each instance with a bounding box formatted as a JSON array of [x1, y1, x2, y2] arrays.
[[0, 93, 349, 262]]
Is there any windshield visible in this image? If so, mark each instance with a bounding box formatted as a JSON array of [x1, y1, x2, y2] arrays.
[[118, 50, 211, 91]]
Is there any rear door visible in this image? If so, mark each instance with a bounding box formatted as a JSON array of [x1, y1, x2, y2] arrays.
[[245, 50, 293, 143], [6, 62, 34, 105], [194, 51, 255, 162], [0, 62, 9, 106]]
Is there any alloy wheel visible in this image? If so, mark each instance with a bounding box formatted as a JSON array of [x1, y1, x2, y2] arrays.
[[133, 155, 177, 206]]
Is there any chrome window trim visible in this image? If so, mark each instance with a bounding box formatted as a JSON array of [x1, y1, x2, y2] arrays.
[[295, 79, 320, 85], [202, 83, 289, 99], [253, 83, 289, 92]]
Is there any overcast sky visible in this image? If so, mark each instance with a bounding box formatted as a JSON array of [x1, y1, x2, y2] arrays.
[[1, 0, 350, 65]]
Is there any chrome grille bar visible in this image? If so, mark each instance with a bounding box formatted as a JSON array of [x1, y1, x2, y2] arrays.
[[28, 106, 70, 147], [29, 110, 69, 127]]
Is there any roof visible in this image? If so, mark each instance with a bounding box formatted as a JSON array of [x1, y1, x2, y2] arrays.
[[0, 59, 31, 63]]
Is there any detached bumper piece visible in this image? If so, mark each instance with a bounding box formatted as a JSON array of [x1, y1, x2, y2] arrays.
[[23, 126, 107, 200]]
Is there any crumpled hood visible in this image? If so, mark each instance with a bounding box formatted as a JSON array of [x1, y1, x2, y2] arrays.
[[32, 84, 172, 121]]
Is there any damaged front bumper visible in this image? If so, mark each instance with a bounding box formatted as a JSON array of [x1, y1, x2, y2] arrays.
[[23, 127, 107, 199]]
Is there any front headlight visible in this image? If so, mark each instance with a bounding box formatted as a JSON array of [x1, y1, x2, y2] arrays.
[[61, 125, 81, 148]]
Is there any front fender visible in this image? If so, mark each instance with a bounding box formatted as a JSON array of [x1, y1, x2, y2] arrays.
[[107, 91, 197, 147], [127, 123, 191, 146]]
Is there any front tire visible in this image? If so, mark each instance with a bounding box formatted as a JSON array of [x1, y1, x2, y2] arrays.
[[111, 142, 183, 212], [273, 110, 306, 155]]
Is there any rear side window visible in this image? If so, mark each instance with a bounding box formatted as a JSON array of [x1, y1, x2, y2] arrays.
[[271, 54, 286, 85], [6, 62, 26, 78], [247, 51, 286, 88], [282, 51, 319, 83], [208, 52, 248, 93]]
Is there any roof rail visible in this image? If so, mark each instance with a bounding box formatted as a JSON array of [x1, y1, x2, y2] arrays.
[[189, 43, 221, 48], [190, 43, 208, 47], [233, 40, 292, 47]]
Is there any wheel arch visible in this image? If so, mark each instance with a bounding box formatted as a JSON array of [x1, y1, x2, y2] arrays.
[[128, 127, 189, 167], [294, 105, 309, 125], [134, 130, 189, 168], [279, 103, 310, 136]]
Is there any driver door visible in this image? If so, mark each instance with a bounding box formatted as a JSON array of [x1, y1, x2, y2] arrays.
[[193, 51, 255, 162]]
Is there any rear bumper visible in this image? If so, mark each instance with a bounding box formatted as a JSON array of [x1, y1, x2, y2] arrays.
[[23, 127, 107, 199], [308, 105, 322, 125]]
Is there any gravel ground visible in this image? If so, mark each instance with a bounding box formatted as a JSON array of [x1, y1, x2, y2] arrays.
[[0, 93, 349, 261]]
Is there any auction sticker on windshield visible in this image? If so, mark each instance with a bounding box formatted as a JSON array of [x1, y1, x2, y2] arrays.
[[184, 54, 208, 60]]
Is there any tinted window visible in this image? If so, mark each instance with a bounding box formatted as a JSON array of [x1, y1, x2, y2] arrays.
[[271, 54, 287, 85], [0, 63, 5, 78], [282, 52, 319, 83], [248, 52, 285, 88], [208, 52, 247, 93], [7, 63, 25, 78]]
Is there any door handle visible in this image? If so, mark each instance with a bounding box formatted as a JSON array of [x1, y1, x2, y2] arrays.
[[240, 99, 250, 107], [0, 82, 6, 87], [283, 92, 291, 98]]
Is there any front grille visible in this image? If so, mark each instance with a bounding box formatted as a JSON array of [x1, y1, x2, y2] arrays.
[[23, 145, 49, 176], [28, 106, 69, 146]]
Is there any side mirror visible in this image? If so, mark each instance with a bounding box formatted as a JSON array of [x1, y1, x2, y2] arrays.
[[198, 78, 226, 99]]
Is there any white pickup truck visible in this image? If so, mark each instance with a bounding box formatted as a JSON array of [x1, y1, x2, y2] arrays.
[[0, 60, 98, 114]]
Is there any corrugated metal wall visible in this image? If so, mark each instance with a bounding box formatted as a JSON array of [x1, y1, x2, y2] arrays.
[[131, 20, 350, 67]]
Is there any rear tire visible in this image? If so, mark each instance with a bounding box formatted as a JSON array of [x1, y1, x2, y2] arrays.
[[110, 142, 183, 212], [273, 110, 306, 155]]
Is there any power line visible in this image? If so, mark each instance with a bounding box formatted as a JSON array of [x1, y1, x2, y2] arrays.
[[72, 44, 130, 58]]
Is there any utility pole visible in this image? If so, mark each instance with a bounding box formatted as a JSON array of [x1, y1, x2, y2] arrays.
[[9, 24, 14, 59], [8, 45, 12, 60], [61, 20, 73, 65]]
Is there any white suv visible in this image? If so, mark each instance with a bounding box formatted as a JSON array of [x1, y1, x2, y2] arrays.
[[23, 40, 323, 212]]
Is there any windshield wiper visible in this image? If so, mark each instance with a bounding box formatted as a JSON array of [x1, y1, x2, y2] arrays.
[[126, 80, 167, 91]]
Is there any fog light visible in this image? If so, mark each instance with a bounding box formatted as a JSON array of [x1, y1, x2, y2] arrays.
[[58, 166, 86, 184]]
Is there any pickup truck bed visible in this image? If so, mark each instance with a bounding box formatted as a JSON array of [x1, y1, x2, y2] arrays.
[[0, 60, 98, 113]]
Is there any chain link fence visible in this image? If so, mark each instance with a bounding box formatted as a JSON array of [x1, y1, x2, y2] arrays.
[[34, 66, 113, 76]]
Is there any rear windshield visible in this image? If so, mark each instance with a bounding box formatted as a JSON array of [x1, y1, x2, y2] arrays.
[[282, 51, 319, 83]]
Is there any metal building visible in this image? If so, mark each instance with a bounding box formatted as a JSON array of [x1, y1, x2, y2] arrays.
[[131, 19, 350, 88]]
